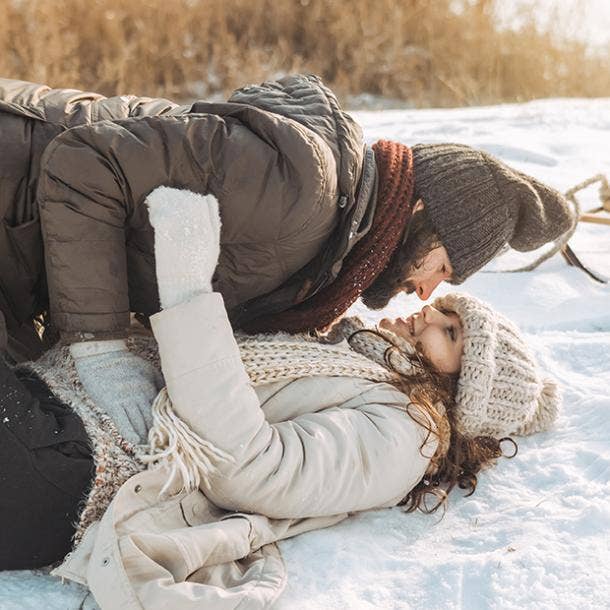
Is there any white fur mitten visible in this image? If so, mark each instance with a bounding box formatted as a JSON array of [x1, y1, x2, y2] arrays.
[[146, 187, 222, 309]]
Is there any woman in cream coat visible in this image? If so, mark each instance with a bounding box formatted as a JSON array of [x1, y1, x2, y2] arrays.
[[4, 188, 559, 609]]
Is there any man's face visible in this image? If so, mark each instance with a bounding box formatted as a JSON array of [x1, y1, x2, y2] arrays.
[[406, 245, 454, 300], [361, 245, 453, 309]]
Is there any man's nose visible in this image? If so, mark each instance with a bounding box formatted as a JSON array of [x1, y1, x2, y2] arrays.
[[415, 277, 442, 300]]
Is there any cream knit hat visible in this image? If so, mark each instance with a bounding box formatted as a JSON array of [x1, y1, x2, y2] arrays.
[[432, 293, 560, 438]]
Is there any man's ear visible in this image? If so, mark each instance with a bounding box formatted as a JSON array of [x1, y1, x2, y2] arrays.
[[413, 198, 425, 213]]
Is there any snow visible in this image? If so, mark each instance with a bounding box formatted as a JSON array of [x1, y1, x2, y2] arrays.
[[2, 97, 609, 609]]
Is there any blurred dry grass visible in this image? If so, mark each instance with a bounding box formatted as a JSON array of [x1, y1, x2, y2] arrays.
[[1, 0, 609, 107]]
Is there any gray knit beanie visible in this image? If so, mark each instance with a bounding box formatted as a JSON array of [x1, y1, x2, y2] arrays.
[[432, 292, 560, 438], [412, 143, 575, 282]]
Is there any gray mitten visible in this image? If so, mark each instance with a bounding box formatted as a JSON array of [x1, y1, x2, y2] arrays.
[[70, 339, 164, 445], [146, 186, 222, 309]]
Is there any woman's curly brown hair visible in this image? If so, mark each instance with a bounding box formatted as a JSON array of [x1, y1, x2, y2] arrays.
[[349, 327, 518, 514]]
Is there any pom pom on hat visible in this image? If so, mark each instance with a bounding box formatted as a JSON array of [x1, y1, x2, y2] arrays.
[[517, 378, 561, 436]]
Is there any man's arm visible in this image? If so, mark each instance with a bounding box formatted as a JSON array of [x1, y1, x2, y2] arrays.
[[38, 114, 217, 341]]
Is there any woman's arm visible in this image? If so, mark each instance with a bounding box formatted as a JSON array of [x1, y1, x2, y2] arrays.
[[151, 292, 434, 518]]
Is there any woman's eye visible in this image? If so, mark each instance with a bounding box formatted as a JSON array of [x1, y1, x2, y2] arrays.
[[446, 326, 456, 341]]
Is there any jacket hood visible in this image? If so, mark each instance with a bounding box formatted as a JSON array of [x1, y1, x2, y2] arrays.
[[228, 74, 364, 206]]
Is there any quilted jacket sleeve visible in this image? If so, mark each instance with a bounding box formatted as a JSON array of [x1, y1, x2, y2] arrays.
[[0, 77, 180, 124], [38, 115, 211, 340], [38, 112, 334, 340], [150, 292, 435, 520]]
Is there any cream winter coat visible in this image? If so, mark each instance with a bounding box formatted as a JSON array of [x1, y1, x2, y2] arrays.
[[53, 292, 435, 609]]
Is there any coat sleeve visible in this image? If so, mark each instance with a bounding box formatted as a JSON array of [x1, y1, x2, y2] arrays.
[[0, 77, 179, 124], [150, 293, 434, 520], [38, 113, 331, 340]]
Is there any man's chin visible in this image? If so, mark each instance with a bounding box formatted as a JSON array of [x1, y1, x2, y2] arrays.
[[360, 288, 394, 310], [361, 282, 416, 310]]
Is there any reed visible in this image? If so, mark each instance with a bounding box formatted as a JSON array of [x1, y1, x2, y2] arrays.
[[1, 0, 608, 107]]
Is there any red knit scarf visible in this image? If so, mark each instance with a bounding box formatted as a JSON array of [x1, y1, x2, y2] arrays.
[[244, 140, 415, 334]]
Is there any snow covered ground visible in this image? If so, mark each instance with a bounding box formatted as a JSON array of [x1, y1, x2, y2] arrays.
[[1, 98, 609, 609]]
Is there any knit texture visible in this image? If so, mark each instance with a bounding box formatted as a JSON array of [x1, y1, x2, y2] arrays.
[[432, 293, 560, 437], [143, 327, 422, 496], [69, 340, 162, 445], [146, 187, 222, 309], [237, 330, 400, 386], [242, 140, 416, 334], [412, 143, 574, 282]]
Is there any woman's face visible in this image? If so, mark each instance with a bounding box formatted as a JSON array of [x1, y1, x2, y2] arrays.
[[379, 305, 464, 373]]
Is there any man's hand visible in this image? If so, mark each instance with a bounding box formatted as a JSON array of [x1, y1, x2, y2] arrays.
[[70, 339, 164, 445], [146, 187, 222, 309]]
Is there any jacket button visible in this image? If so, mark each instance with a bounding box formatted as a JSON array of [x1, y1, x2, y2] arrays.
[[134, 485, 142, 493], [102, 557, 110, 566], [338, 195, 348, 208]]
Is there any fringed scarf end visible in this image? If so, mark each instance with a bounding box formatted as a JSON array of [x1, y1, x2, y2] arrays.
[[142, 388, 235, 497]]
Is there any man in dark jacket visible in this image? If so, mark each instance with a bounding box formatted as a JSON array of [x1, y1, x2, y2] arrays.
[[0, 74, 573, 443]]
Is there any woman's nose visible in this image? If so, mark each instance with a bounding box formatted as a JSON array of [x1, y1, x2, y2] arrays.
[[422, 305, 442, 324]]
